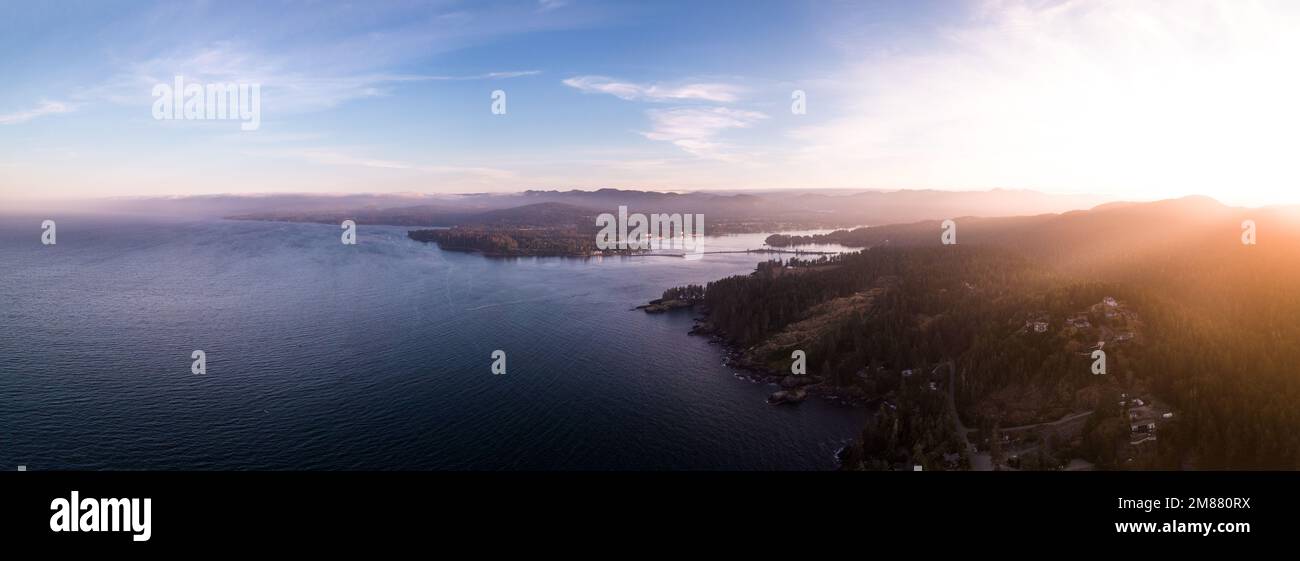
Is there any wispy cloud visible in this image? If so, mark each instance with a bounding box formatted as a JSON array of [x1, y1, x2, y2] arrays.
[[537, 0, 569, 13], [789, 0, 1300, 202], [0, 100, 75, 125], [642, 107, 767, 161], [456, 70, 542, 80], [562, 74, 762, 160], [71, 42, 540, 114], [563, 76, 742, 102]]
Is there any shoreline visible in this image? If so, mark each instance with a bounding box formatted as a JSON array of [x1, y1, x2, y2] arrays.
[[670, 311, 874, 408]]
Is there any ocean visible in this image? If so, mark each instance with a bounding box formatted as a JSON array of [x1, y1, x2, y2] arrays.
[[0, 215, 862, 470]]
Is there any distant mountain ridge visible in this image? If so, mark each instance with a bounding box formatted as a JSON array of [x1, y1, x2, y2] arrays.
[[215, 188, 1109, 229], [768, 195, 1300, 274]]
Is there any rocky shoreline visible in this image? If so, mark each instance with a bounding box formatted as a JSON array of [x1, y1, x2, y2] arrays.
[[634, 294, 873, 407], [634, 298, 696, 313], [683, 316, 873, 408]]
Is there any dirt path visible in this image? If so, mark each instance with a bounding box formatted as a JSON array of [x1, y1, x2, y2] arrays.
[[941, 363, 993, 471], [942, 362, 1091, 470], [999, 410, 1093, 433]]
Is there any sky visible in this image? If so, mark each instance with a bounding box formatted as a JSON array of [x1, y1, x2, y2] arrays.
[[2, 0, 1300, 206]]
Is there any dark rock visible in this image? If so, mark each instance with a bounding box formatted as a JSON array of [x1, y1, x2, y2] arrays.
[[767, 388, 808, 405]]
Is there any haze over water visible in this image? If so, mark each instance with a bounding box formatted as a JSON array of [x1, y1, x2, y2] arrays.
[[0, 216, 862, 470]]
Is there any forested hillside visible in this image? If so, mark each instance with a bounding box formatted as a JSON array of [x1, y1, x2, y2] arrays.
[[692, 197, 1300, 469]]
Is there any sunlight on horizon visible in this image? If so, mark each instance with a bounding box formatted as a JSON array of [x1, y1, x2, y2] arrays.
[[2, 1, 1300, 207], [785, 1, 1300, 208]]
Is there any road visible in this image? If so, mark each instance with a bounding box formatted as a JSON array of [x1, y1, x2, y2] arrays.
[[941, 362, 1093, 471], [999, 410, 1094, 433], [941, 363, 993, 471]]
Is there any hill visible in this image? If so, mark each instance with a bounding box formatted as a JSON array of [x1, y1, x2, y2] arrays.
[[684, 197, 1300, 470]]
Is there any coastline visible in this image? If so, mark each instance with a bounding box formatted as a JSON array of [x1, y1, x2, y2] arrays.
[[638, 303, 873, 409]]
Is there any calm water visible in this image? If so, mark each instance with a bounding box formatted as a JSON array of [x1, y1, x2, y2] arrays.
[[0, 215, 863, 470]]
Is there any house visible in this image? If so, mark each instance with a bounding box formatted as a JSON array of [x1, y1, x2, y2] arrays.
[[1033, 321, 1049, 333], [1131, 422, 1156, 433], [1104, 296, 1118, 307]]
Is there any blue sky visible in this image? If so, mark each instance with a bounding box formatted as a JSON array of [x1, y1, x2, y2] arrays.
[[3, 0, 1300, 205]]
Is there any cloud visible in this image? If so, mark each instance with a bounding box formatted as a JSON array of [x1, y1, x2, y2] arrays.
[[562, 75, 762, 159], [69, 42, 540, 114], [464, 70, 542, 80], [642, 107, 767, 160], [537, 0, 569, 12], [789, 0, 1300, 203], [563, 75, 742, 102], [0, 101, 75, 125]]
